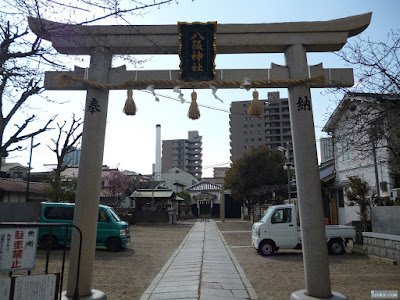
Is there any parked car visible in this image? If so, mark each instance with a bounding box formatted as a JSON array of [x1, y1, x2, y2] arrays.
[[37, 202, 130, 251], [252, 203, 356, 256]]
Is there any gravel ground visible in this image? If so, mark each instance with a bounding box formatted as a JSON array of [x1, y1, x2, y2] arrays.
[[216, 219, 400, 300], [4, 219, 399, 300], [4, 222, 193, 300]]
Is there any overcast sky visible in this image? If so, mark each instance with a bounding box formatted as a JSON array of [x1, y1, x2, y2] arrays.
[[6, 0, 400, 177]]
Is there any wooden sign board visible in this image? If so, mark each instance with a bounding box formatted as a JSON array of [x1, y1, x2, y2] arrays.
[[0, 274, 59, 300], [178, 22, 217, 81]]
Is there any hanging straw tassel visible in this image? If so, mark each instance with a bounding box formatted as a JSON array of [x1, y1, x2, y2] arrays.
[[247, 90, 263, 116], [123, 89, 137, 116], [188, 91, 200, 120]]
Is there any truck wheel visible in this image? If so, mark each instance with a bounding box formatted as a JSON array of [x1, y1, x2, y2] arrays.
[[106, 237, 122, 252], [259, 241, 275, 256], [329, 240, 344, 255], [40, 235, 57, 250]]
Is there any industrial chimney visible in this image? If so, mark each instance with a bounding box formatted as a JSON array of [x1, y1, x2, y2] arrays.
[[155, 124, 162, 181]]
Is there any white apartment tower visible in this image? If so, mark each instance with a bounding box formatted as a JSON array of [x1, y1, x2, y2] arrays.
[[229, 92, 293, 162], [162, 131, 202, 180]]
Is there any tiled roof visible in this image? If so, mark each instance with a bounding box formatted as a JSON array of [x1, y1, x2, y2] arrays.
[[0, 178, 49, 194], [100, 189, 125, 198], [130, 189, 174, 198], [185, 182, 221, 191], [201, 177, 224, 185]]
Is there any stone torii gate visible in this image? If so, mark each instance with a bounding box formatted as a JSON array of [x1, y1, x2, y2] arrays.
[[29, 12, 371, 300]]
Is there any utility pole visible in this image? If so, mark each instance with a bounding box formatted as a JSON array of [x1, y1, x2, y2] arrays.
[[371, 129, 380, 203], [26, 136, 40, 202], [278, 144, 292, 204]]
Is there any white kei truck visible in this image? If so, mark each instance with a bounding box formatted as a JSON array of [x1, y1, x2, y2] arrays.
[[252, 204, 356, 256]]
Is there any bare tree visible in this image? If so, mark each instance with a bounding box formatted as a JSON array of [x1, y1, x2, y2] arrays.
[[336, 31, 400, 94], [46, 113, 82, 201], [327, 32, 400, 185], [0, 20, 56, 169], [0, 0, 176, 170]]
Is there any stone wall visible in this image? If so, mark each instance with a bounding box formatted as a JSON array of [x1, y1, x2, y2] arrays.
[[362, 232, 400, 261], [372, 206, 400, 235]]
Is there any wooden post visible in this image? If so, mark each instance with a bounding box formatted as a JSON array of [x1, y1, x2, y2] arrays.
[[220, 185, 225, 222]]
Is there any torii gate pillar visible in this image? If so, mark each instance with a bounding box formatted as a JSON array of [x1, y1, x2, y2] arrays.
[[286, 44, 334, 299], [66, 47, 112, 299]]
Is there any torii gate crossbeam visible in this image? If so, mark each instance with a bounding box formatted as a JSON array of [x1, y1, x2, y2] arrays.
[[29, 13, 371, 300]]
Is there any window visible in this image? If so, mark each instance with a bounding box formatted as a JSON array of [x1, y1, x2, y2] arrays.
[[12, 172, 23, 178], [250, 138, 254, 142], [243, 103, 247, 107], [271, 208, 292, 224], [243, 117, 247, 121], [338, 190, 344, 207], [341, 138, 351, 161], [244, 124, 248, 128], [44, 206, 74, 220], [250, 124, 254, 128], [244, 145, 249, 149], [244, 131, 248, 135], [99, 209, 110, 222], [244, 138, 248, 142]]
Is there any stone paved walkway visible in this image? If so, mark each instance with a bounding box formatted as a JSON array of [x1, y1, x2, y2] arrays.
[[140, 219, 258, 300]]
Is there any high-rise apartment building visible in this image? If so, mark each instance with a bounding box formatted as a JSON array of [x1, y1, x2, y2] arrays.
[[320, 136, 334, 163], [63, 147, 81, 167], [229, 91, 293, 163], [162, 131, 202, 180]]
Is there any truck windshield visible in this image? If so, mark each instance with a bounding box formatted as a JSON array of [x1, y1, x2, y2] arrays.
[[260, 207, 274, 223], [108, 208, 121, 222]]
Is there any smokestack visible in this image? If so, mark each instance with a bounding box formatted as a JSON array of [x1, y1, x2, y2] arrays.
[[155, 124, 161, 181]]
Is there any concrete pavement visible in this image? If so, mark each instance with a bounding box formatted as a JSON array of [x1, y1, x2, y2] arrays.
[[140, 219, 258, 300]]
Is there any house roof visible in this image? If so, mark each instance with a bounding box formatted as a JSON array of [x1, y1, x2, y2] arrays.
[[186, 182, 221, 192], [323, 92, 400, 132], [1, 162, 29, 173], [201, 177, 224, 185], [130, 189, 174, 198], [0, 178, 49, 194], [100, 189, 125, 198], [319, 160, 336, 183]]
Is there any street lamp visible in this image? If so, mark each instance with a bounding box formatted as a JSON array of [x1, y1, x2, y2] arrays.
[[278, 145, 292, 204]]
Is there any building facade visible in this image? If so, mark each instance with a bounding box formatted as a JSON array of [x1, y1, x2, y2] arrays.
[[322, 92, 400, 225], [229, 92, 293, 163], [320, 136, 334, 164], [213, 167, 229, 178], [162, 131, 202, 180], [63, 147, 81, 167]]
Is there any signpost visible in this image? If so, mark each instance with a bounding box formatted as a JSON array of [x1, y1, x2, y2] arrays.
[[0, 228, 38, 272]]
